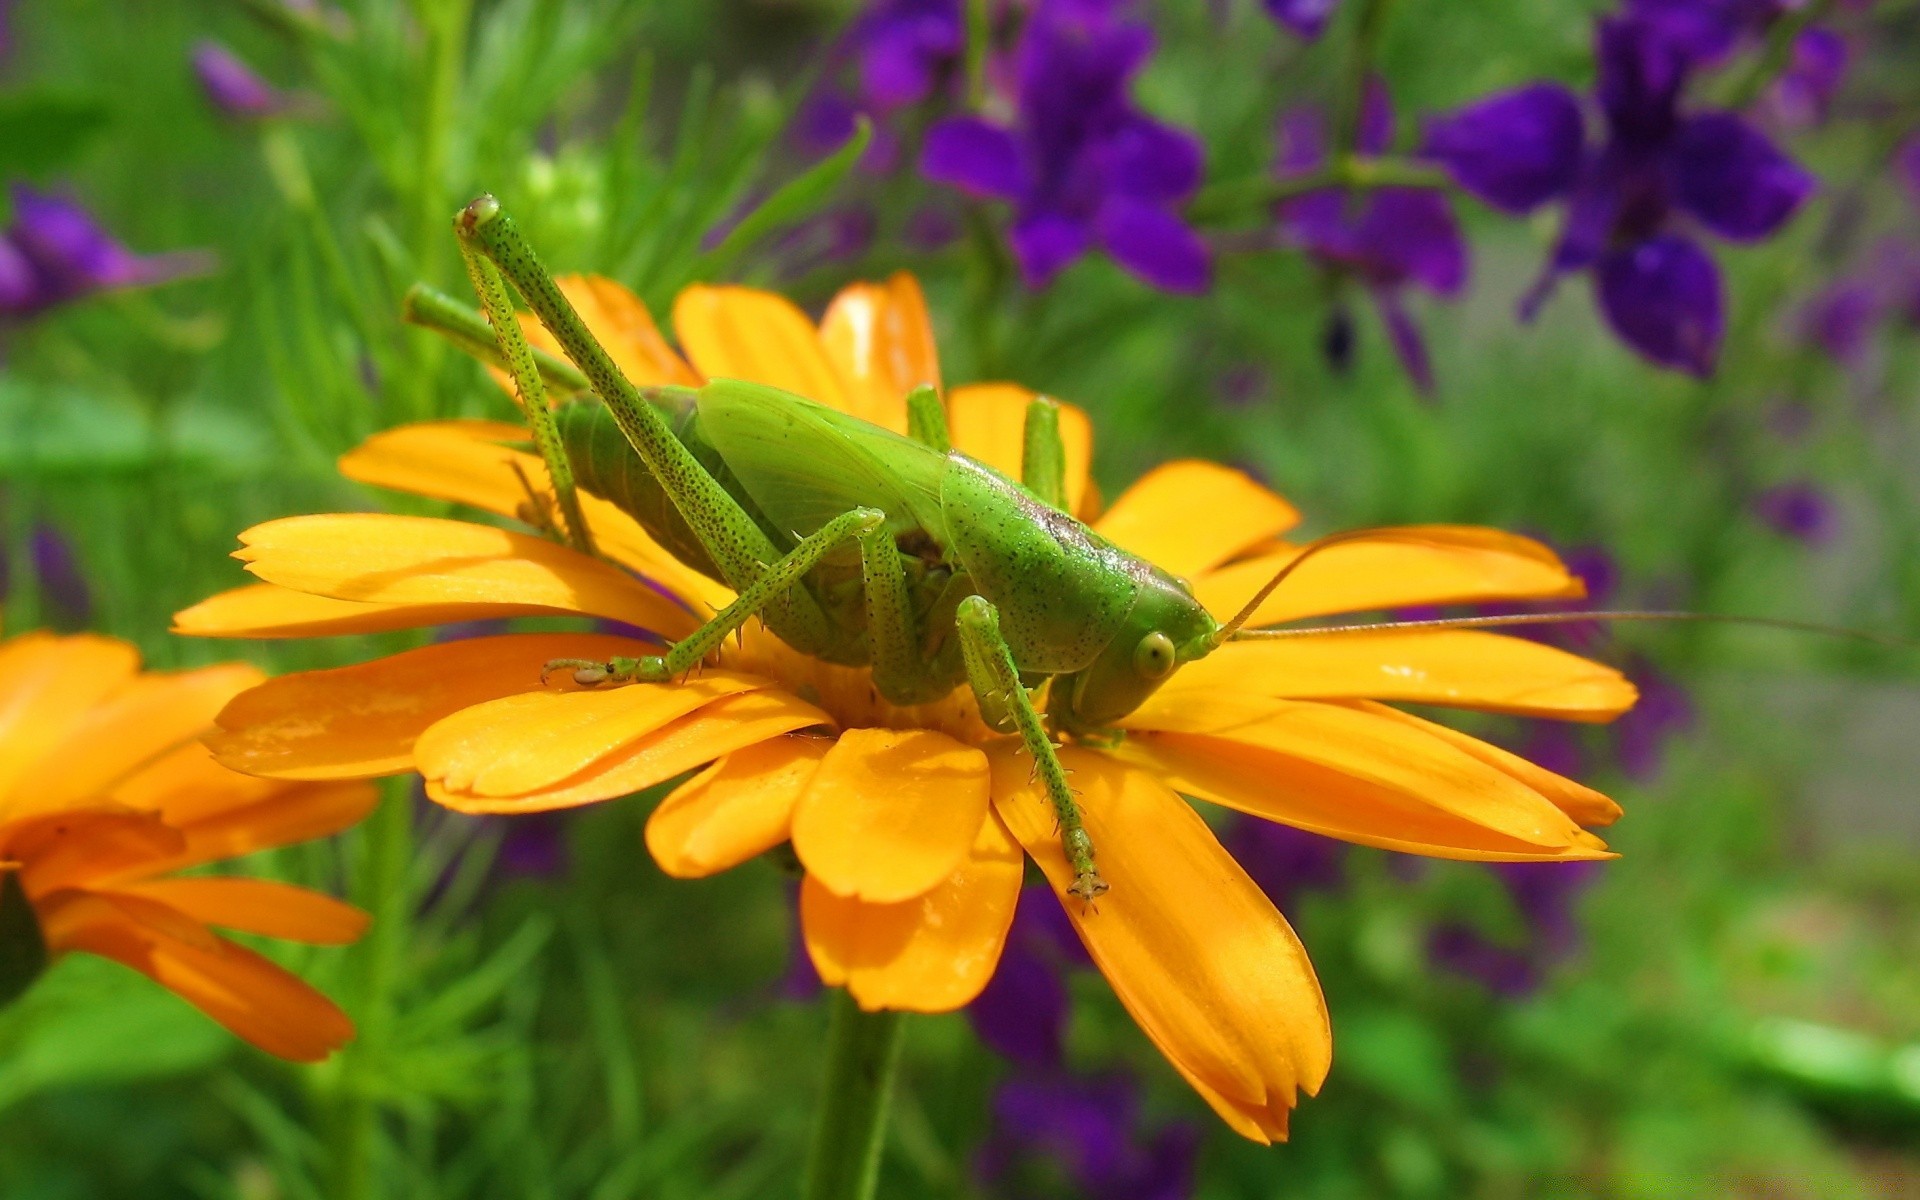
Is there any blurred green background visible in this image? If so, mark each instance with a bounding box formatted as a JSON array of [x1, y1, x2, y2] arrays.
[[2, 0, 1918, 1196]]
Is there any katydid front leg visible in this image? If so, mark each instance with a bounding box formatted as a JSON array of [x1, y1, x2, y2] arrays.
[[546, 508, 885, 687], [455, 195, 837, 656], [955, 595, 1107, 902]]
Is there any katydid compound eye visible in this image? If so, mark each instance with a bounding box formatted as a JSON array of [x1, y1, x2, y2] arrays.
[[1133, 631, 1176, 680]]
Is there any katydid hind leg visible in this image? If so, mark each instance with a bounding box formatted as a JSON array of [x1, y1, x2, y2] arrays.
[[547, 508, 886, 687], [455, 196, 838, 654], [955, 595, 1106, 902]]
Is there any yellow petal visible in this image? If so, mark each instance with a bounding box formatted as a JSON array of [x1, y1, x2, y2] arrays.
[[547, 275, 700, 388], [338, 421, 728, 611], [1195, 526, 1583, 627], [946, 383, 1095, 517], [208, 632, 646, 781], [0, 633, 141, 817], [415, 671, 767, 798], [113, 878, 369, 945], [1151, 631, 1637, 721], [801, 808, 1022, 1013], [990, 746, 1330, 1143], [1114, 699, 1611, 861], [174, 583, 542, 640], [816, 272, 941, 433], [234, 513, 698, 637], [646, 735, 829, 878], [38, 891, 355, 1062], [1346, 700, 1622, 827], [427, 689, 830, 814], [790, 728, 991, 904], [1095, 462, 1301, 580], [672, 284, 855, 410]]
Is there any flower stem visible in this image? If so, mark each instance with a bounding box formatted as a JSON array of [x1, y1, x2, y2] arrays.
[[801, 991, 906, 1200]]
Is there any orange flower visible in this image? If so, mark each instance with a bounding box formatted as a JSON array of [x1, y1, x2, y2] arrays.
[[178, 272, 1634, 1138], [0, 630, 374, 1061]]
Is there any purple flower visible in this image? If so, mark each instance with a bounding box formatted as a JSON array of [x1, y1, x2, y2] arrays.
[[1899, 136, 1920, 211], [1768, 28, 1848, 129], [795, 0, 962, 167], [1427, 923, 1538, 996], [1263, 0, 1341, 40], [1797, 280, 1879, 365], [1273, 85, 1466, 393], [921, 0, 1211, 293], [1613, 657, 1693, 780], [1430, 861, 1602, 996], [0, 186, 210, 321], [976, 1074, 1199, 1200], [1224, 817, 1345, 914], [29, 523, 91, 630], [192, 41, 294, 119], [968, 885, 1088, 1068], [1752, 480, 1837, 546], [1428, 16, 1815, 376]]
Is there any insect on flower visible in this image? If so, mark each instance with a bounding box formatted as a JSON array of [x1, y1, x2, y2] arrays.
[[183, 202, 1702, 1138]]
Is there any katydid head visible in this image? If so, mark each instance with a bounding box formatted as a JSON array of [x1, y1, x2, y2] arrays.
[[1055, 566, 1221, 730]]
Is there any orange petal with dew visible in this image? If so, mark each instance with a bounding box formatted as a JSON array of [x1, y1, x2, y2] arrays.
[[1195, 526, 1583, 628], [234, 513, 698, 637], [672, 284, 854, 411], [208, 632, 646, 782], [990, 746, 1330, 1143], [338, 421, 728, 610], [791, 728, 991, 904], [801, 808, 1022, 1013], [1154, 631, 1637, 722], [414, 671, 767, 798], [0, 633, 141, 816], [646, 735, 830, 878], [427, 689, 830, 814], [817, 272, 940, 433], [1114, 699, 1611, 861], [38, 891, 354, 1062], [114, 878, 369, 945], [946, 383, 1094, 517], [174, 583, 555, 640], [1095, 462, 1301, 580], [1345, 700, 1622, 827]]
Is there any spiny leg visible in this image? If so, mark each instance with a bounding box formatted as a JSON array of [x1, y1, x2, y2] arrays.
[[1020, 395, 1067, 511], [455, 196, 834, 651], [547, 508, 885, 687], [456, 240, 594, 556], [954, 595, 1106, 901], [856, 517, 956, 705], [904, 383, 951, 452]]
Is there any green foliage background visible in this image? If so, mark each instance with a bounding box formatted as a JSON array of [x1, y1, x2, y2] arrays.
[[2, 0, 1918, 1196]]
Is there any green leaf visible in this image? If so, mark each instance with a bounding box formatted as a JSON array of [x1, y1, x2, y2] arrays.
[[699, 117, 871, 275], [0, 870, 48, 1010], [0, 89, 112, 178]]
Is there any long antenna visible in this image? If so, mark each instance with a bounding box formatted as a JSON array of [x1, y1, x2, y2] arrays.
[[1228, 609, 1914, 650], [1212, 527, 1498, 645]]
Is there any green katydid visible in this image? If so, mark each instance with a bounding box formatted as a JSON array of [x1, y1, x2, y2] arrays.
[[445, 195, 1911, 904]]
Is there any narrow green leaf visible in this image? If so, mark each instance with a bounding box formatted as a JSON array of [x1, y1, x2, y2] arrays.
[[699, 118, 871, 275], [0, 90, 112, 178]]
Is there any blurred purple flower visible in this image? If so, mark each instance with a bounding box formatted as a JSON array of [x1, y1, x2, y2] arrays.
[[1752, 479, 1837, 545], [1768, 28, 1848, 128], [796, 0, 961, 168], [192, 41, 294, 119], [1275, 84, 1465, 393], [1431, 861, 1602, 996], [1263, 0, 1341, 40], [921, 0, 1211, 293], [1613, 657, 1693, 780], [1225, 816, 1345, 914], [1798, 280, 1878, 364], [30, 524, 91, 629], [1427, 16, 1815, 376], [976, 1074, 1199, 1200], [1899, 136, 1920, 210], [0, 186, 210, 320], [969, 885, 1088, 1067]]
